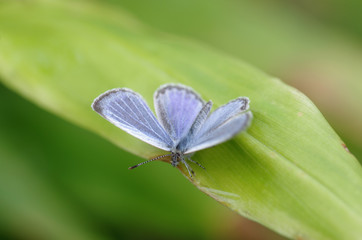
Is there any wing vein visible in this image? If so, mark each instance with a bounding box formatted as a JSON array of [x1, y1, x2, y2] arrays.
[[137, 96, 171, 141], [114, 99, 164, 141]]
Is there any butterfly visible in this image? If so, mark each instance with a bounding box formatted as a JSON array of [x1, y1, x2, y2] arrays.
[[92, 83, 252, 177]]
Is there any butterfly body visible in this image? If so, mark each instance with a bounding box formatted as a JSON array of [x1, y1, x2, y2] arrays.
[[171, 151, 182, 167], [92, 83, 252, 177]]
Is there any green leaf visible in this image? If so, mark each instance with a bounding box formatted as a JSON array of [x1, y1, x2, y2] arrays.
[[0, 1, 361, 240]]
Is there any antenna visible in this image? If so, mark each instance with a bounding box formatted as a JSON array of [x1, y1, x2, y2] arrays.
[[128, 154, 173, 170]]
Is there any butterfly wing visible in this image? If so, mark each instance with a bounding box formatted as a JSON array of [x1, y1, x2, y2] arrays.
[[184, 97, 252, 154], [92, 88, 173, 151], [177, 100, 212, 151], [154, 84, 204, 144]]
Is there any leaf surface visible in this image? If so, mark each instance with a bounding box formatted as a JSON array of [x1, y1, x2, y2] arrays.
[[0, 1, 361, 239]]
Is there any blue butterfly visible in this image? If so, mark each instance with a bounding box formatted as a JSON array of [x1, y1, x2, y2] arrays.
[[92, 84, 252, 177]]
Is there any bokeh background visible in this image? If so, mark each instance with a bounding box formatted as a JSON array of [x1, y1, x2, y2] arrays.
[[0, 0, 361, 239]]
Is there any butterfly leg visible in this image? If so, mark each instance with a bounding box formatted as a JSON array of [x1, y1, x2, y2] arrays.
[[182, 159, 195, 178], [187, 157, 205, 170]]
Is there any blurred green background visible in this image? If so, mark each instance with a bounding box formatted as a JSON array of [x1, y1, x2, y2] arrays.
[[0, 0, 361, 239]]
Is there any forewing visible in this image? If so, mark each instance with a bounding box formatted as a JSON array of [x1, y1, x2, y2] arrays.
[[92, 88, 173, 151], [184, 97, 252, 154], [154, 84, 204, 143]]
